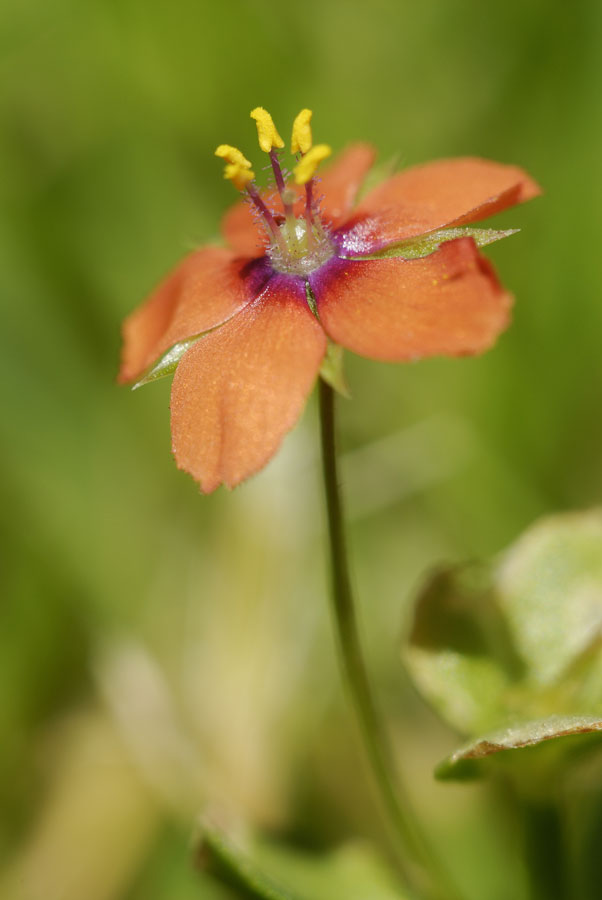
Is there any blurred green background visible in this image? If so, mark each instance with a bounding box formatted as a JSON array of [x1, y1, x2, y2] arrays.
[[1, 0, 601, 897]]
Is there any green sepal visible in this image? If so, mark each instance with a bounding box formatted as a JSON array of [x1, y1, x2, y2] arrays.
[[347, 227, 519, 261], [305, 281, 318, 318], [320, 342, 350, 398], [132, 338, 199, 390]]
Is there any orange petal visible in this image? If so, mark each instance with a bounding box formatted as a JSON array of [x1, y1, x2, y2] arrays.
[[221, 144, 376, 255], [170, 277, 327, 492], [220, 190, 278, 257], [313, 237, 512, 361], [340, 157, 541, 253], [314, 143, 376, 226], [119, 247, 266, 383]]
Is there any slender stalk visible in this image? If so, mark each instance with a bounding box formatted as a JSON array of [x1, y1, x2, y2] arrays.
[[269, 148, 294, 221], [303, 180, 316, 249], [246, 185, 286, 251], [318, 378, 460, 900]]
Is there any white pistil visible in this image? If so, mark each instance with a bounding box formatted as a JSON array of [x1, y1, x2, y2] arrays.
[[269, 218, 335, 277]]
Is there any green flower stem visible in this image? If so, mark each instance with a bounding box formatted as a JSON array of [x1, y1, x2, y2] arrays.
[[318, 378, 460, 900]]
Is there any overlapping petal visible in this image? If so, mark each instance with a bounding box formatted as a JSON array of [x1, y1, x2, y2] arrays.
[[312, 237, 512, 361], [170, 277, 326, 492], [338, 157, 541, 255], [119, 248, 267, 383], [221, 144, 376, 256], [313, 143, 376, 226]]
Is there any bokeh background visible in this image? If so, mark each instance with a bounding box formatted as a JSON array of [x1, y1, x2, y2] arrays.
[[2, 0, 601, 897]]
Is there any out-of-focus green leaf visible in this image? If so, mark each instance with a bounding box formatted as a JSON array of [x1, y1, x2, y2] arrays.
[[347, 228, 518, 261], [436, 715, 602, 781], [255, 840, 410, 900], [197, 820, 411, 900], [198, 820, 300, 900], [496, 510, 602, 688], [402, 510, 602, 779], [403, 564, 522, 734]]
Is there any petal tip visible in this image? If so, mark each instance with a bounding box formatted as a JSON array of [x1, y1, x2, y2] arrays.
[[519, 172, 543, 203], [169, 282, 326, 494]]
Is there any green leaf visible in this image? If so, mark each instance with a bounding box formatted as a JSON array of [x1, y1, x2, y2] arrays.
[[402, 509, 602, 779], [495, 509, 602, 689], [256, 840, 412, 900], [197, 820, 412, 900], [132, 338, 198, 390], [198, 820, 300, 900], [402, 564, 522, 734], [435, 715, 602, 781], [346, 227, 518, 261]]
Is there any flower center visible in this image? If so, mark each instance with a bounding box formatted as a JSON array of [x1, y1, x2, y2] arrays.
[[215, 107, 336, 278], [268, 215, 335, 277]]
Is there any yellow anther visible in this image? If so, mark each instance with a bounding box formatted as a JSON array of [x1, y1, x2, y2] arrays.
[[223, 163, 255, 191], [250, 107, 284, 153], [291, 108, 313, 155], [215, 144, 252, 169], [293, 144, 332, 185]]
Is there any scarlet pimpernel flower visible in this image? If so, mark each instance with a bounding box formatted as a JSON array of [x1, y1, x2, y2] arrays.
[[119, 107, 540, 493]]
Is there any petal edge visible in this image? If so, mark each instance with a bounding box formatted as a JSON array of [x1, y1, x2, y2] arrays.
[[119, 248, 267, 384], [313, 238, 513, 362], [339, 157, 541, 254]]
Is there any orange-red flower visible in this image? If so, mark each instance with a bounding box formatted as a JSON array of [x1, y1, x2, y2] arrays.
[[119, 108, 540, 493]]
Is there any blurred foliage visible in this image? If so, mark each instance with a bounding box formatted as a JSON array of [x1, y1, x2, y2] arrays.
[[403, 509, 602, 779], [1, 0, 602, 898], [197, 819, 407, 900]]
